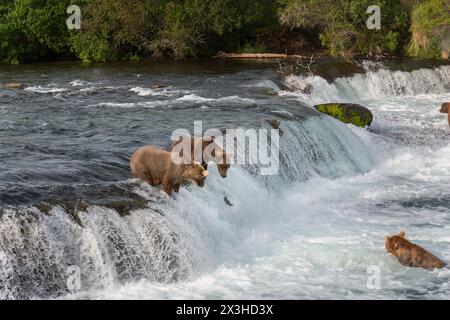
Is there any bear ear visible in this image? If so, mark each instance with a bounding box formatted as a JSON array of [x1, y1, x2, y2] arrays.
[[384, 236, 389, 241], [399, 231, 406, 238]]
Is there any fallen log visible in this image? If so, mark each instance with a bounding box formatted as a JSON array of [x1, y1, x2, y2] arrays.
[[213, 51, 308, 59]]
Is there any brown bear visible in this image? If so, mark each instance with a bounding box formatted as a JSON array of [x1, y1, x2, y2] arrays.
[[385, 231, 446, 270], [169, 136, 231, 178], [440, 102, 450, 126], [130, 145, 208, 196]]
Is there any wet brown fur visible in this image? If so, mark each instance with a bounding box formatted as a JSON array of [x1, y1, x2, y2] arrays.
[[385, 231, 446, 270], [169, 136, 231, 178], [130, 145, 208, 196], [440, 102, 450, 126]]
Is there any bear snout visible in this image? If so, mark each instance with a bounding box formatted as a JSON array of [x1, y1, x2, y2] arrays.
[[197, 178, 206, 187]]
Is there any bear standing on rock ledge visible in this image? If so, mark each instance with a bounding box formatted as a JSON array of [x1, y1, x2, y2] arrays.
[[440, 102, 450, 126], [130, 146, 208, 196]]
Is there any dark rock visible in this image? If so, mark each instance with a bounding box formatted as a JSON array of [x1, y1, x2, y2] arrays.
[[103, 198, 149, 216], [314, 103, 373, 127], [36, 200, 88, 227], [224, 196, 233, 207], [35, 203, 52, 215], [313, 59, 365, 82], [266, 119, 284, 135]]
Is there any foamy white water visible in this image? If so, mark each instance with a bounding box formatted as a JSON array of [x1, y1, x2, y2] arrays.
[[59, 64, 450, 300], [1, 62, 450, 300], [25, 85, 68, 94]]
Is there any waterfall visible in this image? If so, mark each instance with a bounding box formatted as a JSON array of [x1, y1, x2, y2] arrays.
[[2, 62, 449, 299], [284, 65, 450, 104], [0, 113, 374, 299]]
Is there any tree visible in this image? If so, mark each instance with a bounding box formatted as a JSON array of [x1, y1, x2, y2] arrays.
[[408, 0, 450, 59], [278, 0, 409, 58], [0, 0, 74, 63], [69, 0, 163, 62]]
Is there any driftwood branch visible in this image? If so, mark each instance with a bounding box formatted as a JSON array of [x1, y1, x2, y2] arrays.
[[297, 54, 316, 77], [276, 55, 316, 95], [276, 54, 316, 77]]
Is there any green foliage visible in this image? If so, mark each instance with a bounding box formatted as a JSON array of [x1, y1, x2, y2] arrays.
[[0, 0, 74, 63], [279, 0, 409, 58], [67, 0, 279, 62], [0, 0, 448, 63], [238, 42, 267, 54], [150, 0, 279, 59], [68, 0, 162, 62], [69, 32, 118, 63], [278, 0, 327, 30], [408, 0, 450, 59]]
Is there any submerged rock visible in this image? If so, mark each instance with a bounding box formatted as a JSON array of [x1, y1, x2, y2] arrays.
[[223, 196, 233, 207], [36, 200, 88, 226], [314, 103, 373, 127], [313, 59, 365, 82], [266, 119, 284, 135], [103, 198, 151, 216], [3, 83, 28, 89]]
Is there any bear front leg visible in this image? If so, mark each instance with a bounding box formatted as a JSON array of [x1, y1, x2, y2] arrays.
[[162, 180, 173, 196]]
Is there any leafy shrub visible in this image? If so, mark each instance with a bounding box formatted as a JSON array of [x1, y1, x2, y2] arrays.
[[279, 0, 409, 58], [0, 0, 447, 63], [0, 0, 74, 63], [408, 0, 450, 59]]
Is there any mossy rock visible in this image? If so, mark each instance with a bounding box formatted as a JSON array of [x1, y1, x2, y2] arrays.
[[314, 103, 373, 127]]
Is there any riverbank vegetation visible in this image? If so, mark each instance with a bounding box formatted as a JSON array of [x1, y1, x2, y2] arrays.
[[0, 0, 448, 64], [408, 0, 450, 59]]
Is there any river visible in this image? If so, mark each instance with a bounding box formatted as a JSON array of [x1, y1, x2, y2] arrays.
[[0, 59, 449, 299]]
